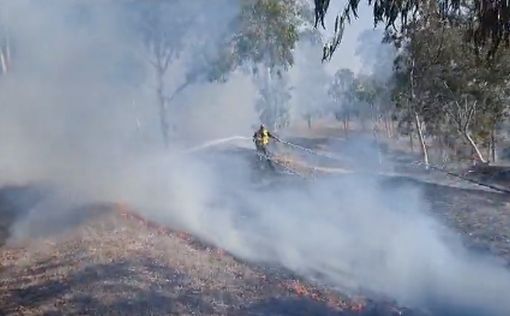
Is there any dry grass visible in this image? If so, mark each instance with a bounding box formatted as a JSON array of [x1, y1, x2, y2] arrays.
[[0, 204, 413, 316], [4, 125, 506, 315], [280, 126, 510, 266]]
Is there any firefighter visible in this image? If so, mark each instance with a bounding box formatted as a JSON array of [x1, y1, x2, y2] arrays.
[[253, 124, 277, 170], [253, 124, 274, 156]]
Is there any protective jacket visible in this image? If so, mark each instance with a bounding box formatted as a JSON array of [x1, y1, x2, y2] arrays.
[[253, 127, 272, 146]]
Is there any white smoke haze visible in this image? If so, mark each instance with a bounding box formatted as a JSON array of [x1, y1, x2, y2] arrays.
[[356, 28, 397, 81], [2, 1, 510, 315], [288, 37, 332, 124], [173, 74, 258, 144]]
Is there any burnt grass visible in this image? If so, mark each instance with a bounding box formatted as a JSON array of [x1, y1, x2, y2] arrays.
[[2, 146, 510, 315], [380, 175, 510, 263], [288, 133, 510, 264], [0, 194, 412, 316]]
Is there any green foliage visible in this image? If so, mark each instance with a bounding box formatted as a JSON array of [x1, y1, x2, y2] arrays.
[[231, 0, 301, 72], [210, 0, 308, 129], [316, 0, 510, 61], [389, 4, 510, 162], [328, 67, 393, 127], [328, 68, 357, 119]]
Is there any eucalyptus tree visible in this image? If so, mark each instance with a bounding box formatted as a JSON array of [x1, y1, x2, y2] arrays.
[[314, 0, 510, 62], [129, 0, 195, 147], [208, 0, 314, 130]]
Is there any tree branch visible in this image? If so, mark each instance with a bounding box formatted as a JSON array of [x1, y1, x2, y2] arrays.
[[464, 99, 477, 131]]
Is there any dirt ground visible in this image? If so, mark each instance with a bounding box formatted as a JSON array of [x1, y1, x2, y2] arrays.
[[2, 122, 510, 315], [286, 122, 510, 265], [0, 201, 412, 316]]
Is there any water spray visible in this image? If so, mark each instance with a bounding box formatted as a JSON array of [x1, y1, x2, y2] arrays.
[[183, 136, 252, 154]]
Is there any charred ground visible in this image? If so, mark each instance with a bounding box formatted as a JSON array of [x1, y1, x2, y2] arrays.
[[0, 197, 413, 316], [1, 132, 510, 315]]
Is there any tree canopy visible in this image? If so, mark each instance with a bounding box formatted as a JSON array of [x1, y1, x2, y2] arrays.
[[315, 0, 510, 61]]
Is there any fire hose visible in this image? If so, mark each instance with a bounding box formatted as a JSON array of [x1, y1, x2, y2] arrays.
[[275, 137, 344, 162], [274, 137, 510, 195], [256, 150, 307, 178], [413, 161, 510, 195]]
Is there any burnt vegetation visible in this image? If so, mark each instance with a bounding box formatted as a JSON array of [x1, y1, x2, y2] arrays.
[[3, 1, 510, 315]]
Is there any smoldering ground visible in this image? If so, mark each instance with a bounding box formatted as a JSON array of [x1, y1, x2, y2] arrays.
[[2, 1, 510, 315], [110, 149, 510, 315]]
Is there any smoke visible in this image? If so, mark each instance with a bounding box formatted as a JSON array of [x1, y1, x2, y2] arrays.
[[288, 35, 332, 124], [2, 1, 510, 315], [356, 29, 397, 82]]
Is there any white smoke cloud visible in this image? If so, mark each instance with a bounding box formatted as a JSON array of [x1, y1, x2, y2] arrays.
[[288, 37, 332, 124], [1, 1, 510, 315]]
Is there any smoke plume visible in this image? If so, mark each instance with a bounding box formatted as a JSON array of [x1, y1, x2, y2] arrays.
[[1, 1, 510, 315]]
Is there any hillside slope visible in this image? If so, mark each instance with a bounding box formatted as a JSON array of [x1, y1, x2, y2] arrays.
[[0, 205, 410, 316]]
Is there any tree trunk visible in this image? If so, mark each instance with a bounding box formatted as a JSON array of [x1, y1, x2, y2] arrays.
[[490, 128, 496, 163], [342, 115, 349, 136], [157, 68, 169, 148], [409, 133, 414, 152], [360, 116, 367, 131], [464, 132, 487, 164], [388, 120, 394, 139], [5, 39, 10, 67], [384, 115, 391, 138], [0, 49, 7, 75], [414, 111, 429, 168], [266, 67, 277, 131], [1, 8, 11, 75], [373, 130, 383, 166]]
